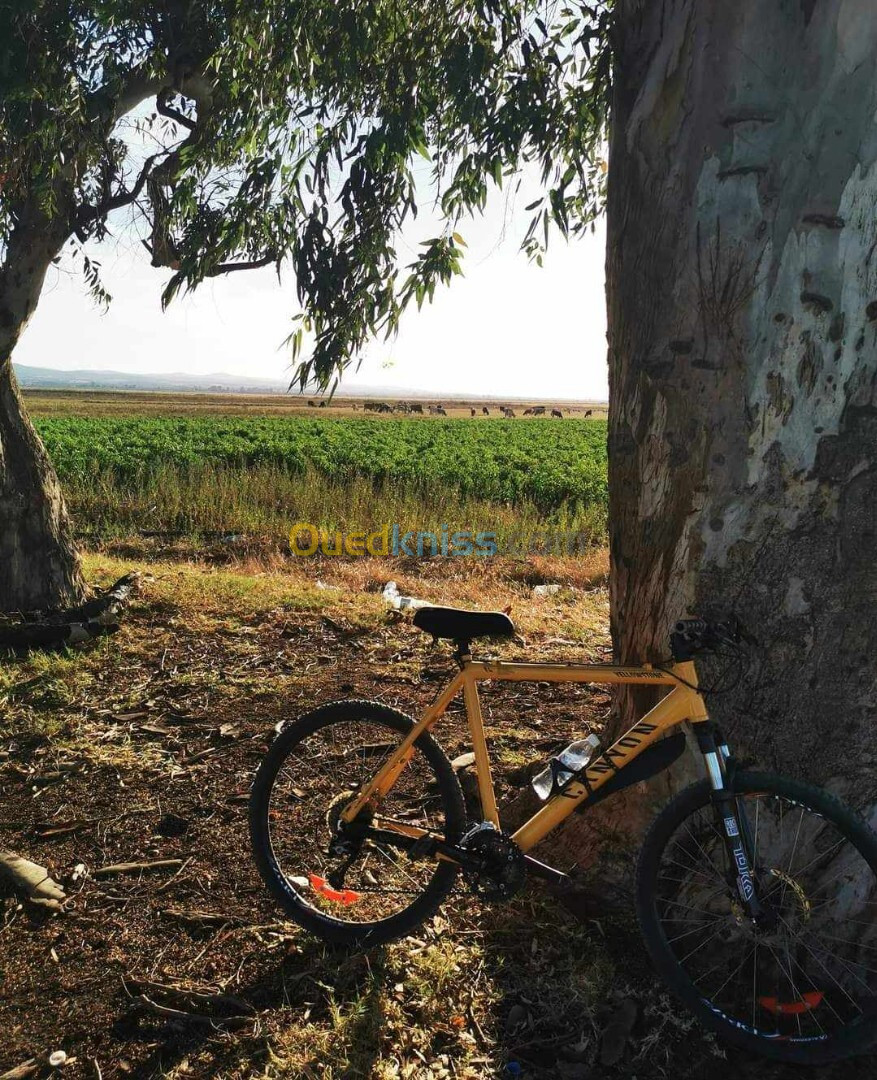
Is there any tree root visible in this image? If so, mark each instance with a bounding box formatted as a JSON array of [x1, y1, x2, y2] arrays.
[[0, 572, 140, 650]]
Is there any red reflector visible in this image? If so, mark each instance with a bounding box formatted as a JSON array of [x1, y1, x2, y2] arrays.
[[759, 991, 824, 1015], [308, 873, 361, 905]]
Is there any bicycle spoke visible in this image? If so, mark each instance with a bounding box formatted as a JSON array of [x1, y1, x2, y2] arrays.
[[645, 780, 877, 1054], [658, 895, 730, 920], [680, 819, 728, 887], [709, 943, 756, 1004], [678, 921, 731, 965], [777, 915, 866, 1009], [262, 713, 455, 926]]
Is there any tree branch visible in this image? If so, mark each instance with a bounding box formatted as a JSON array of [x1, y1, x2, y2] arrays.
[[85, 62, 164, 126], [74, 151, 165, 230], [205, 255, 276, 276], [157, 92, 196, 131]]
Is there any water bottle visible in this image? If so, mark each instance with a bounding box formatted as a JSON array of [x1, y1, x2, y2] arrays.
[[531, 733, 601, 801]]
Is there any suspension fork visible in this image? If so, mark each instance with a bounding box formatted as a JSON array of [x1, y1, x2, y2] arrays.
[[695, 723, 766, 923]]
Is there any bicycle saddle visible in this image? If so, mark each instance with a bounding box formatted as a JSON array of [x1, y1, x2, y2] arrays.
[[413, 606, 515, 642]]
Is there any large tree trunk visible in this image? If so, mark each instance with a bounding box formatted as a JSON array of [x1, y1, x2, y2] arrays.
[[604, 0, 877, 806], [0, 213, 84, 612]]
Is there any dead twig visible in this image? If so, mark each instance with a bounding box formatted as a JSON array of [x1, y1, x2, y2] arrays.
[[151, 855, 195, 894], [160, 907, 245, 927], [124, 974, 254, 1029], [94, 859, 183, 877], [126, 975, 253, 1013]]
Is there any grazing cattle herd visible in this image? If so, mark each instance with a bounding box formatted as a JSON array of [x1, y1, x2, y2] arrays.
[[303, 399, 601, 418]]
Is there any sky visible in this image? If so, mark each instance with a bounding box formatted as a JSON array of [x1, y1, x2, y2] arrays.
[[15, 180, 609, 400]]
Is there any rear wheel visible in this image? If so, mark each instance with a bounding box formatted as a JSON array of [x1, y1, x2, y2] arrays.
[[250, 700, 466, 948], [637, 771, 877, 1063]]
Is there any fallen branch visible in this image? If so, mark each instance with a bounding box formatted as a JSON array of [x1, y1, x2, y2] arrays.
[[94, 859, 183, 877], [124, 975, 253, 1029], [0, 572, 140, 651], [0, 851, 66, 910], [0, 1061, 38, 1080], [135, 993, 251, 1029], [126, 976, 252, 1014]]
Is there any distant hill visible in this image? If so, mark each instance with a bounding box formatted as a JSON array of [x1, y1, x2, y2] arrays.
[[14, 364, 291, 395], [13, 364, 443, 399]]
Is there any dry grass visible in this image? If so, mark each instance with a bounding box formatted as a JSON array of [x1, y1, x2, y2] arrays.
[[65, 462, 607, 549]]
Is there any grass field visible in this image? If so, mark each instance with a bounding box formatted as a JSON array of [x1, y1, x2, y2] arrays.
[[34, 412, 608, 546]]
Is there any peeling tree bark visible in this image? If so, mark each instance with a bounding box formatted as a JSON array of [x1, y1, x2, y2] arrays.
[[0, 208, 84, 612], [603, 0, 877, 811]]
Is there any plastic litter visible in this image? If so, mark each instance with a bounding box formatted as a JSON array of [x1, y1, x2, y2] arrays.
[[382, 581, 430, 611]]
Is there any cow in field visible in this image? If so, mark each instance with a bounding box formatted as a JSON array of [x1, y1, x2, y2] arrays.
[[523, 408, 533, 415], [436, 405, 448, 416], [584, 409, 592, 417], [410, 402, 424, 414], [307, 400, 316, 407], [531, 405, 546, 416], [551, 408, 563, 418], [503, 407, 516, 418], [482, 406, 490, 415]]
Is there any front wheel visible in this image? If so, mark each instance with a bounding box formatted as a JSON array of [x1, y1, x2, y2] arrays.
[[250, 700, 466, 949], [637, 770, 877, 1063]]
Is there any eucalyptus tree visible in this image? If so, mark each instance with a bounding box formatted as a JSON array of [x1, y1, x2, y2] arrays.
[[598, 0, 877, 826], [0, 0, 609, 611]]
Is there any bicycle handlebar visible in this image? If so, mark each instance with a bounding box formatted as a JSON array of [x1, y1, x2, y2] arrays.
[[670, 615, 757, 661]]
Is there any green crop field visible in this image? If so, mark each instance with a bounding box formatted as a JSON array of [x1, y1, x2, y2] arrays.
[[35, 415, 608, 545]]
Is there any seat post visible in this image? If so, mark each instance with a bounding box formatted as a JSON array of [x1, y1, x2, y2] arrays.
[[452, 639, 472, 667]]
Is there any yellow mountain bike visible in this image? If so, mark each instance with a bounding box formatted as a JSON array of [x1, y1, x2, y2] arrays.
[[250, 608, 877, 1063]]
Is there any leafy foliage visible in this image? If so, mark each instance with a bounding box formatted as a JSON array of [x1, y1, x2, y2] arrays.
[[0, 2, 611, 382], [35, 415, 608, 511]]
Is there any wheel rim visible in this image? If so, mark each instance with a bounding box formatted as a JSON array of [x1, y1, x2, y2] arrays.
[[265, 717, 452, 925], [654, 790, 877, 1043]]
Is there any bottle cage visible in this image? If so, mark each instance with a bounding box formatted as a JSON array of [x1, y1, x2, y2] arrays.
[[543, 747, 602, 797]]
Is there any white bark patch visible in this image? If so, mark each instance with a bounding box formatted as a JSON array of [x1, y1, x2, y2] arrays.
[[783, 576, 810, 616], [836, 0, 877, 75], [637, 390, 671, 520], [625, 2, 694, 156]]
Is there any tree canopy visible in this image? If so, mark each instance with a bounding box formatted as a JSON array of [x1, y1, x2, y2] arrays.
[[0, 0, 611, 386]]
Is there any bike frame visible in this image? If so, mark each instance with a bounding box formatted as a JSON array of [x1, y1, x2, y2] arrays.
[[341, 653, 711, 853]]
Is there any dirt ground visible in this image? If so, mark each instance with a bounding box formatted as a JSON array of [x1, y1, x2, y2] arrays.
[[0, 550, 871, 1079], [21, 390, 607, 420]]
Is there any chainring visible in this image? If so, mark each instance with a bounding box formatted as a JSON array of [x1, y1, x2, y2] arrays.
[[460, 826, 527, 901]]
